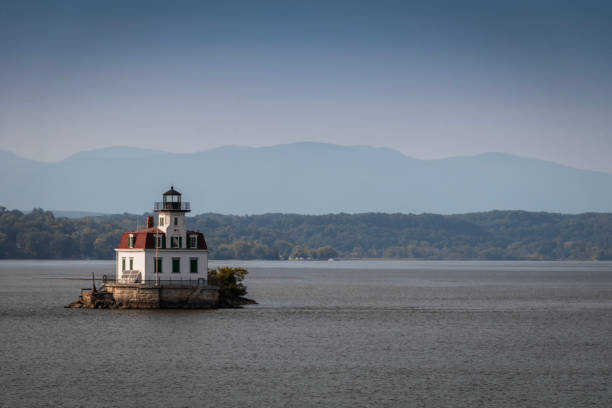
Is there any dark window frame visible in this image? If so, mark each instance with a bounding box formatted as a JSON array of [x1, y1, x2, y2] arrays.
[[155, 234, 164, 249], [172, 258, 180, 273]]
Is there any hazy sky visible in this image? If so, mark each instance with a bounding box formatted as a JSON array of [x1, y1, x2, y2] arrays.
[[1, 0, 611, 172]]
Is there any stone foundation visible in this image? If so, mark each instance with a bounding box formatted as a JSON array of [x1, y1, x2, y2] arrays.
[[68, 283, 219, 309]]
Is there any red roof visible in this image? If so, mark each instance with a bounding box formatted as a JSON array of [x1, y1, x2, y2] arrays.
[[117, 228, 162, 249], [117, 228, 208, 250]]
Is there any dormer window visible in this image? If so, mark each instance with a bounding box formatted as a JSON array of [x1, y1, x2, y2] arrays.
[[189, 235, 197, 248], [128, 234, 135, 248], [155, 234, 164, 249]]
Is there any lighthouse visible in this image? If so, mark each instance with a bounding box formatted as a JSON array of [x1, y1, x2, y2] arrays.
[[114, 186, 208, 284]]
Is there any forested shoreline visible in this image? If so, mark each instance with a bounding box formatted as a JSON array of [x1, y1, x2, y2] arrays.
[[0, 206, 611, 260]]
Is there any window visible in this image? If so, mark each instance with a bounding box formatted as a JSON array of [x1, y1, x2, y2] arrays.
[[171, 236, 182, 248], [165, 194, 179, 203], [155, 234, 164, 248], [121, 258, 126, 271], [159, 217, 164, 226], [190, 258, 198, 273], [154, 257, 163, 273], [172, 258, 180, 273], [174, 217, 178, 226], [189, 235, 197, 248], [129, 257, 134, 270], [128, 234, 135, 248]]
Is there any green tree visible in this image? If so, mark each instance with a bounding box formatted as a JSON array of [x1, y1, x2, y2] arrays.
[[232, 240, 252, 259], [312, 245, 338, 259], [208, 266, 248, 298], [290, 245, 310, 259]]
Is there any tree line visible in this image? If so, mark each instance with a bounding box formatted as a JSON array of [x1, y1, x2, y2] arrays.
[[1, 206, 611, 260]]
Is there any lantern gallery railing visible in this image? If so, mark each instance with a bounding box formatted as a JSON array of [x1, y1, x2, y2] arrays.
[[154, 201, 191, 212]]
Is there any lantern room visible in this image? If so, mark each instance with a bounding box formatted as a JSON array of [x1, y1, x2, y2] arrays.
[[154, 186, 190, 212]]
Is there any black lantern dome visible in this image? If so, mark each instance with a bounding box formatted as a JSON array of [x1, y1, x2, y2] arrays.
[[154, 186, 190, 212], [163, 186, 181, 202]]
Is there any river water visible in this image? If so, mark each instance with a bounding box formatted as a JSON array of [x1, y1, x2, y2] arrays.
[[1, 260, 611, 407]]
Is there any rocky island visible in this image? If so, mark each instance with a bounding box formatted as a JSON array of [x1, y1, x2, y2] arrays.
[[67, 266, 256, 309], [66, 187, 255, 309]]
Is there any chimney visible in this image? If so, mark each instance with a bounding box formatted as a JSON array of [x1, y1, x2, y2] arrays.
[[146, 216, 154, 228]]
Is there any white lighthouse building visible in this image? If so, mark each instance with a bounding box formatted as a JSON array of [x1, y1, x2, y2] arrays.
[[114, 187, 208, 284]]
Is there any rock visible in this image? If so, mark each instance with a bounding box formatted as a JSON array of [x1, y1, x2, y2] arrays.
[[65, 300, 84, 308], [218, 296, 258, 308]]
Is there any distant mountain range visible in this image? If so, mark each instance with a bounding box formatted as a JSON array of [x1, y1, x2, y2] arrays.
[[2, 142, 612, 214]]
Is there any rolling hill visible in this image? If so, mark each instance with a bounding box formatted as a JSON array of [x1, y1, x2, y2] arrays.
[[2, 143, 611, 214]]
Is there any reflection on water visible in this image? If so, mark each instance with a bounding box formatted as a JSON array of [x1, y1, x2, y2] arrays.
[[1, 260, 611, 407]]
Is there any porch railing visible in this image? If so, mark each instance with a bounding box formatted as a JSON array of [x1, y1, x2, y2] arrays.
[[103, 275, 215, 288]]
